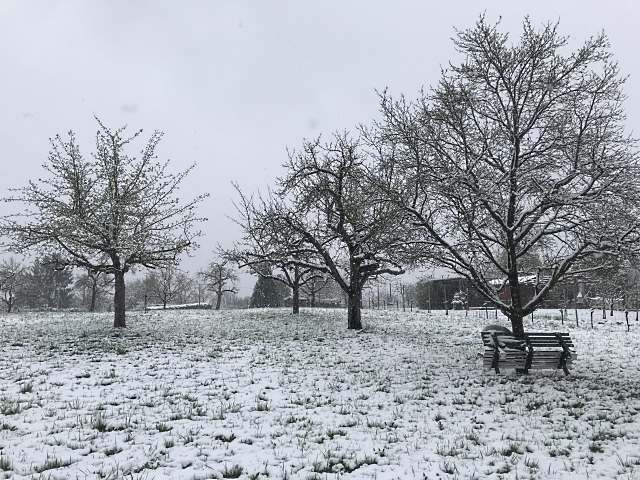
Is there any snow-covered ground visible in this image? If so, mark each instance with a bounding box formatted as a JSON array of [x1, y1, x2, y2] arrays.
[[0, 308, 638, 480]]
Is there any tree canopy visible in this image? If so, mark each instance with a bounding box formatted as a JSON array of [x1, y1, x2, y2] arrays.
[[1, 119, 207, 326], [374, 16, 640, 334]]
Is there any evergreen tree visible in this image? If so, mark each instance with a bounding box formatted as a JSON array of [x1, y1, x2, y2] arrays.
[[250, 275, 288, 308], [22, 255, 74, 309]]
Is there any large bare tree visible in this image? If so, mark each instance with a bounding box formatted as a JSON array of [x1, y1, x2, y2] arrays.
[[273, 132, 407, 329], [373, 17, 640, 335], [1, 119, 207, 327], [229, 188, 326, 314]]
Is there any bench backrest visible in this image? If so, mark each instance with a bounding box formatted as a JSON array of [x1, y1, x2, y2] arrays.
[[525, 332, 574, 350], [481, 331, 574, 351]]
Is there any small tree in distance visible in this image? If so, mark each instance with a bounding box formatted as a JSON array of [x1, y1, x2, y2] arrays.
[[75, 267, 113, 312], [20, 255, 74, 309], [144, 264, 193, 309], [0, 257, 26, 313], [198, 256, 239, 310], [1, 119, 207, 327], [229, 187, 327, 314], [250, 272, 289, 308]]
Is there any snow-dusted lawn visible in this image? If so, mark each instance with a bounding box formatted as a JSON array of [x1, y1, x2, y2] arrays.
[[0, 308, 639, 480]]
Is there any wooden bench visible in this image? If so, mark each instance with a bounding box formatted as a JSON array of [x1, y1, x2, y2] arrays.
[[481, 331, 576, 375]]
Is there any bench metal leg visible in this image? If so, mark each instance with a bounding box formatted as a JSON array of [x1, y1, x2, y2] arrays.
[[491, 333, 501, 374], [555, 333, 571, 376]]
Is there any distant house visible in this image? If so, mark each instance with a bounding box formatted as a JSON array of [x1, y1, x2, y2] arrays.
[[416, 274, 594, 310]]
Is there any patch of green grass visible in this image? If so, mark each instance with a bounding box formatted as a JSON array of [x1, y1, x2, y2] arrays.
[[222, 463, 243, 478], [525, 400, 545, 411], [215, 433, 236, 443], [34, 454, 74, 473], [0, 399, 22, 415], [92, 413, 108, 432], [0, 422, 17, 431], [440, 459, 458, 475], [326, 428, 347, 439], [524, 456, 539, 470], [549, 447, 571, 457], [104, 445, 122, 456], [465, 431, 483, 446], [501, 442, 523, 456], [156, 422, 172, 432], [589, 442, 604, 453], [0, 454, 12, 471], [339, 418, 358, 428], [19, 382, 34, 394], [366, 418, 384, 428]]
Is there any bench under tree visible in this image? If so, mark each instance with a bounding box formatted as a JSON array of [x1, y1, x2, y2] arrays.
[[481, 331, 576, 376]]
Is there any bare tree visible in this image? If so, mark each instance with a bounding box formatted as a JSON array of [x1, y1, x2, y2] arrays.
[[229, 189, 326, 314], [172, 274, 197, 305], [1, 119, 207, 327], [584, 253, 636, 317], [273, 132, 407, 329], [144, 264, 193, 309], [0, 258, 26, 313], [373, 16, 640, 335], [75, 268, 114, 312], [198, 257, 239, 310], [300, 273, 331, 308]]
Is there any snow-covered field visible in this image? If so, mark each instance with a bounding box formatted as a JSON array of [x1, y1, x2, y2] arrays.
[[0, 308, 639, 480]]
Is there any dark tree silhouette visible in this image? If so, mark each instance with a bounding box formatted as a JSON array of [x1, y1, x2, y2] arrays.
[[230, 188, 327, 314], [198, 257, 239, 310], [0, 258, 26, 313], [276, 133, 408, 329], [144, 264, 193, 309]]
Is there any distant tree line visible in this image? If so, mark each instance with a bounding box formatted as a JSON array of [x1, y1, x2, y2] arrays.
[[0, 254, 245, 313]]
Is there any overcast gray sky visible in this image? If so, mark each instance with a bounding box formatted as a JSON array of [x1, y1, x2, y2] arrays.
[[2, 1, 639, 295]]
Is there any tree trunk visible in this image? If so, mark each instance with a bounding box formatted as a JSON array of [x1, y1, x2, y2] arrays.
[[215, 288, 222, 310], [509, 314, 525, 336], [508, 313, 526, 374], [347, 290, 362, 329], [113, 271, 126, 328], [90, 284, 97, 312], [346, 260, 364, 329], [507, 272, 525, 337], [291, 265, 301, 314], [292, 283, 300, 314]]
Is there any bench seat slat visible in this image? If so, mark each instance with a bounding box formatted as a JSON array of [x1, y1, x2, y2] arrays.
[[527, 333, 569, 337]]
